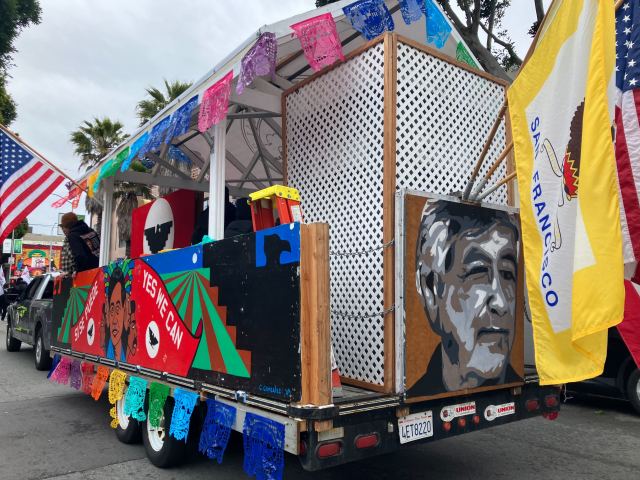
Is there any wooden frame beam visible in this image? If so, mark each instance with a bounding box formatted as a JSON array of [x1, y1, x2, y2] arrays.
[[382, 33, 398, 394], [300, 223, 331, 406]]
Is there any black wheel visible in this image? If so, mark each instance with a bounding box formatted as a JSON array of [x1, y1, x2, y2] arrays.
[[627, 368, 640, 415], [34, 328, 52, 371], [6, 321, 21, 352], [115, 388, 143, 444], [142, 396, 187, 468]]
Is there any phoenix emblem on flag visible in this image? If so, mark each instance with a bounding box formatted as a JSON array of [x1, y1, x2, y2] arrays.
[[536, 100, 585, 253], [545, 101, 584, 205]]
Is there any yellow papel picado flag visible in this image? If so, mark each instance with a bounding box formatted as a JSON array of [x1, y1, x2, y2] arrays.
[[508, 0, 624, 384]]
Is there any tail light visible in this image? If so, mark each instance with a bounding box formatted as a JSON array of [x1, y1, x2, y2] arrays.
[[544, 394, 559, 408], [457, 418, 467, 428], [542, 411, 559, 421], [526, 399, 540, 412], [355, 433, 379, 449], [317, 441, 342, 459], [472, 415, 481, 425], [299, 440, 307, 456], [443, 421, 452, 432]]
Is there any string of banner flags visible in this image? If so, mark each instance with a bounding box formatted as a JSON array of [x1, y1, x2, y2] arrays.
[[51, 0, 478, 208], [48, 354, 286, 479]]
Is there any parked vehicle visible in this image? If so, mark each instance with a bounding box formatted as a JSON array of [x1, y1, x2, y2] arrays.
[[569, 328, 640, 415], [5, 273, 58, 371]]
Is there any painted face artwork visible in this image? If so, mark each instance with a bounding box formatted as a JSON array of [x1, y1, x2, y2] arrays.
[[108, 282, 124, 357], [416, 199, 519, 393], [103, 266, 137, 362], [437, 226, 517, 387]]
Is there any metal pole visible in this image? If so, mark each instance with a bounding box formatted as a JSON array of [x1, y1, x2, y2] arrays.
[[208, 122, 227, 240], [99, 176, 114, 266], [10, 230, 14, 279]]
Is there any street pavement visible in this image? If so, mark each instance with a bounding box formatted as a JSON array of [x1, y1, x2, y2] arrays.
[[1, 319, 639, 480]]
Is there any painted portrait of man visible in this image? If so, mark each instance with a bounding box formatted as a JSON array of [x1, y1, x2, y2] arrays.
[[407, 198, 522, 397], [102, 265, 137, 362]]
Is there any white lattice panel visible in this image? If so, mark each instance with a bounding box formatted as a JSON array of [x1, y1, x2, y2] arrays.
[[396, 42, 509, 205], [286, 43, 386, 386]]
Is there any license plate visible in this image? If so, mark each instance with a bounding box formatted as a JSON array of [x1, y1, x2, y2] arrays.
[[398, 411, 434, 444]]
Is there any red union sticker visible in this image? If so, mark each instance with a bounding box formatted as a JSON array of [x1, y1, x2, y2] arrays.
[[440, 401, 476, 422], [484, 402, 516, 421]]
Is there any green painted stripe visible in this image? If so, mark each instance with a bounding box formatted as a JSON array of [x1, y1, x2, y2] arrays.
[[163, 272, 190, 293], [174, 274, 192, 320], [198, 282, 249, 378]]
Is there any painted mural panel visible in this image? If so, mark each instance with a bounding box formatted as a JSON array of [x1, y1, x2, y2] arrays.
[[404, 193, 524, 400], [51, 223, 302, 402]]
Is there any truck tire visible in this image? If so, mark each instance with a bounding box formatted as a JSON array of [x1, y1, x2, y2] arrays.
[[34, 328, 52, 371], [142, 396, 187, 468], [115, 389, 143, 444], [6, 322, 21, 352], [627, 368, 640, 415]]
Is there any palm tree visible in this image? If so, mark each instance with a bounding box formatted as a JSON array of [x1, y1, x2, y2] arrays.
[[136, 79, 193, 126], [70, 117, 128, 235], [70, 118, 128, 172]]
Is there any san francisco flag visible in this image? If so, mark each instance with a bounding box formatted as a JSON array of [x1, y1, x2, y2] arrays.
[[507, 0, 624, 384]]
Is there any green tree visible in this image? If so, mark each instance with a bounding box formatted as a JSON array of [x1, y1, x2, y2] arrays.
[[70, 117, 128, 234], [70, 117, 128, 172], [0, 75, 16, 125], [135, 79, 193, 127], [11, 218, 28, 238], [0, 0, 41, 126]]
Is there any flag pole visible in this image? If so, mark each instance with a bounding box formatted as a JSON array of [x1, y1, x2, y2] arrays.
[[476, 171, 518, 202], [462, 99, 508, 200], [0, 124, 89, 196], [615, 0, 624, 11], [469, 141, 514, 200]]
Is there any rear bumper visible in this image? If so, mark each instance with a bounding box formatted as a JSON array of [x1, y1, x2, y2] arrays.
[[299, 383, 561, 471]]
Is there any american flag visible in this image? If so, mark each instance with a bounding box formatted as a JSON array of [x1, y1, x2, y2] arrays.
[[615, 0, 640, 281], [615, 1, 640, 370], [0, 128, 65, 240]]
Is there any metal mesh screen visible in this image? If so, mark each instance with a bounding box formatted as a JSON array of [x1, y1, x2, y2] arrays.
[[395, 41, 509, 205], [286, 43, 386, 386]]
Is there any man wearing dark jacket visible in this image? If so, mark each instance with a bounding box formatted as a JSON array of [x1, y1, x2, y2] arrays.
[[59, 212, 100, 273]]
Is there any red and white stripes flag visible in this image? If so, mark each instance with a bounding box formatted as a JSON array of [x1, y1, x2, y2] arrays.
[[615, 1, 640, 281], [0, 127, 65, 240]]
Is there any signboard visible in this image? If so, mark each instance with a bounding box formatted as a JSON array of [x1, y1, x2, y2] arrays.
[[403, 193, 524, 401], [2, 239, 11, 254], [57, 213, 85, 236], [12, 239, 22, 254]]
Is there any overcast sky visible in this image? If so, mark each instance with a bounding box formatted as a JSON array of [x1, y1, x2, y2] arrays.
[[7, 0, 546, 234]]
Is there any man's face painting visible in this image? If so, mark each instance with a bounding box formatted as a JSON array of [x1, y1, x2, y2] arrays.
[[109, 283, 124, 347], [437, 225, 517, 385]]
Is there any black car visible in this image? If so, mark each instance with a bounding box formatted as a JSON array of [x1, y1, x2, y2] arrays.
[[5, 273, 57, 370], [569, 328, 640, 414]]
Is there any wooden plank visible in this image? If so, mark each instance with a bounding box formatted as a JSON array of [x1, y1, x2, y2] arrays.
[[382, 32, 398, 394], [282, 92, 288, 185], [300, 223, 331, 405], [340, 376, 387, 393], [504, 104, 516, 206], [313, 420, 334, 432]]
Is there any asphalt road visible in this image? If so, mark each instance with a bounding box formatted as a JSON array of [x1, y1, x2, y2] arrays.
[[1, 321, 639, 480]]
